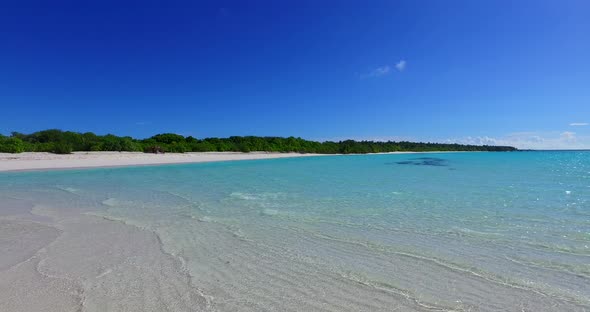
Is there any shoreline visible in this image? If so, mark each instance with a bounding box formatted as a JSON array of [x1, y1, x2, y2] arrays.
[[1, 151, 587, 311], [0, 151, 454, 172], [0, 203, 210, 311], [0, 151, 325, 172]]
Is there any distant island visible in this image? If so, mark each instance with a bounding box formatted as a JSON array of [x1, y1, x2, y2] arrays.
[[0, 129, 517, 154]]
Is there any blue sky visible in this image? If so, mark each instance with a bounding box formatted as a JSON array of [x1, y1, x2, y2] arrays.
[[1, 1, 589, 149]]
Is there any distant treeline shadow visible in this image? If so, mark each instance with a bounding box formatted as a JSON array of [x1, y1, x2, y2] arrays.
[[386, 157, 450, 167]]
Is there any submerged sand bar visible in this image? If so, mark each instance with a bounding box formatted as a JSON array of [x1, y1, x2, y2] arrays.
[[0, 151, 327, 172]]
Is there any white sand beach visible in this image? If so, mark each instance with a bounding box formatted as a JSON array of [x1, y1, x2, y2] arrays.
[[0, 153, 313, 311], [2, 151, 588, 311], [0, 151, 324, 172], [0, 151, 426, 312], [0, 152, 431, 312], [0, 151, 438, 172]]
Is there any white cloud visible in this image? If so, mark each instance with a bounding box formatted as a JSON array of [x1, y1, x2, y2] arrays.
[[395, 60, 406, 72], [360, 66, 391, 79], [360, 60, 406, 78], [373, 66, 391, 76], [569, 122, 588, 126], [560, 131, 576, 141], [449, 131, 590, 150]]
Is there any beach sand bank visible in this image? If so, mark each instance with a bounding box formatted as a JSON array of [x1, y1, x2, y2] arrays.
[[0, 151, 438, 172], [0, 151, 325, 172], [0, 150, 478, 312]]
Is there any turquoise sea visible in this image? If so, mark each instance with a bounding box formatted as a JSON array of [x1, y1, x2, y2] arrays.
[[1, 151, 589, 311]]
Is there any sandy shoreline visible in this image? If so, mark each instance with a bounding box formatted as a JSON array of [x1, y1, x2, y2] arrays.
[[0, 202, 210, 311], [0, 151, 439, 172], [0, 151, 328, 172], [2, 151, 585, 311], [0, 152, 430, 312]]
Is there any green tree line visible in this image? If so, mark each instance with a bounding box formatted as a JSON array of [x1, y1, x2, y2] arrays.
[[0, 129, 517, 154]]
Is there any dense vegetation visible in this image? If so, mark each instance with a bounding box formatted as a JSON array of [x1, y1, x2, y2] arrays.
[[0, 129, 517, 154]]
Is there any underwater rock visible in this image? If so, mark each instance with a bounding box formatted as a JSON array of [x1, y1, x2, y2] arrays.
[[387, 157, 449, 167]]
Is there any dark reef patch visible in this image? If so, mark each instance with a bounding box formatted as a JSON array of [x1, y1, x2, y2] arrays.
[[387, 157, 449, 167]]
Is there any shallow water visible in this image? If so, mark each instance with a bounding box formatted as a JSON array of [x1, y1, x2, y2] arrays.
[[1, 151, 589, 311]]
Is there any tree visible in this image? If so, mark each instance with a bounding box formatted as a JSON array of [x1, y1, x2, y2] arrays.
[[52, 141, 73, 154], [0, 137, 25, 153], [150, 133, 186, 144], [0, 129, 518, 154]]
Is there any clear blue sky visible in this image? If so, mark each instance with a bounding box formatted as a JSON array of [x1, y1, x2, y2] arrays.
[[1, 1, 589, 148]]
